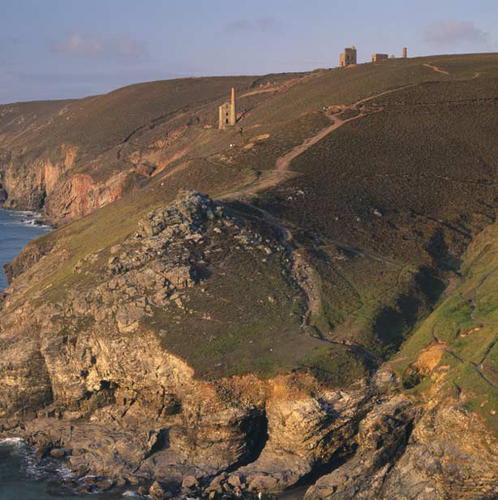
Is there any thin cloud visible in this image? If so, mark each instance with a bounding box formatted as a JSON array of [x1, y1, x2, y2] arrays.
[[51, 33, 147, 60], [224, 17, 281, 34], [424, 20, 488, 46]]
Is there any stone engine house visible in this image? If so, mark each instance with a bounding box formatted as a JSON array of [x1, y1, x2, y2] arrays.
[[340, 46, 408, 67], [339, 46, 357, 67], [371, 53, 389, 63], [218, 87, 236, 129]]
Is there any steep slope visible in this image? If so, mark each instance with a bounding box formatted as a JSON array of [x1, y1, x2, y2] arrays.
[[1, 53, 498, 498], [2, 53, 496, 225], [305, 220, 498, 499], [0, 73, 304, 222]]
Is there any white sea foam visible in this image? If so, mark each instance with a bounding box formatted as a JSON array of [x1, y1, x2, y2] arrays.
[[0, 436, 24, 445], [14, 218, 50, 229], [10, 210, 37, 217], [53, 462, 76, 481], [0, 209, 51, 229]]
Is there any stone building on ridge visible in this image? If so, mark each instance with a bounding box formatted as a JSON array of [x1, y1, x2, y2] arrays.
[[340, 46, 357, 67], [371, 53, 389, 63], [218, 88, 236, 130]]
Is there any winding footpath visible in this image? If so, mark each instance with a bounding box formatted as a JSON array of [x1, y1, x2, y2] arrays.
[[222, 84, 416, 201], [218, 84, 427, 342]]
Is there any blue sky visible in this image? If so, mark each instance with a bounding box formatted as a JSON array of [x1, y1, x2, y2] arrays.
[[0, 0, 496, 103]]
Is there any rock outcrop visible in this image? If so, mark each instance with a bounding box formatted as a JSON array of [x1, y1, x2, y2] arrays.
[[0, 192, 496, 499]]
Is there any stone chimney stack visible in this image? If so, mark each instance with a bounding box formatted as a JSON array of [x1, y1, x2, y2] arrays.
[[218, 88, 237, 129], [230, 87, 236, 126], [402, 47, 408, 58]]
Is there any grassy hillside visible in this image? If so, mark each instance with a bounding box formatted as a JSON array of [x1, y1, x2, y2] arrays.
[[262, 91, 498, 347], [5, 54, 498, 408], [390, 221, 498, 432]]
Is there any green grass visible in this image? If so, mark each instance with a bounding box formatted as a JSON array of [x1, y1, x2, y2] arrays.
[[391, 219, 498, 432], [144, 238, 368, 383], [253, 76, 498, 352]]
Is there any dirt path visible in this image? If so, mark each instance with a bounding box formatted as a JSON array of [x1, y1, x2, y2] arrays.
[[423, 63, 450, 75], [222, 84, 415, 201], [219, 113, 364, 201], [217, 84, 421, 339]]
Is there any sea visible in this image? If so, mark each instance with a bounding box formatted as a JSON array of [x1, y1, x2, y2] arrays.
[[0, 209, 50, 289]]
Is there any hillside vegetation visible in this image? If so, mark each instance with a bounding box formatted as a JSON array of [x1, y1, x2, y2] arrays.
[[1, 52, 498, 498], [5, 53, 498, 383]]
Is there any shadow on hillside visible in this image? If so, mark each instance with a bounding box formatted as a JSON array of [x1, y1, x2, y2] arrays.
[[426, 228, 461, 272], [374, 266, 446, 356]]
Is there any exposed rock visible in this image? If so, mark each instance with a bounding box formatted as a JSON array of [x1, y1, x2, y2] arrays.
[[182, 475, 199, 490], [4, 239, 53, 284], [222, 379, 371, 495], [49, 447, 66, 459], [304, 396, 415, 499], [94, 477, 114, 491], [0, 191, 496, 500], [0, 184, 6, 204], [379, 403, 498, 499], [149, 480, 169, 499]]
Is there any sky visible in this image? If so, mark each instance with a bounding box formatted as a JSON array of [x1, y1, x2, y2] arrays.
[[0, 0, 497, 103]]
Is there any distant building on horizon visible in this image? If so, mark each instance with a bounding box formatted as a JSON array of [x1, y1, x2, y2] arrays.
[[338, 45, 408, 68], [340, 46, 357, 67], [218, 88, 236, 130], [371, 53, 389, 63]]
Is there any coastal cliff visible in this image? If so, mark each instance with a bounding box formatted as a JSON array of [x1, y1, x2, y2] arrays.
[[1, 191, 497, 498], [1, 53, 497, 498]]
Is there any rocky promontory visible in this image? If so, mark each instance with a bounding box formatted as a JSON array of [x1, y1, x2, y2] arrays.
[[1, 192, 496, 499]]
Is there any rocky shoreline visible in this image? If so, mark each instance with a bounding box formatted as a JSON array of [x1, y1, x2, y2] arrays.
[[0, 193, 496, 499], [3, 371, 497, 499]]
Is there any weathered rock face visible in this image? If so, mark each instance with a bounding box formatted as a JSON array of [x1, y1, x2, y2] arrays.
[[304, 388, 498, 500], [0, 192, 496, 499], [304, 395, 417, 499], [0, 74, 262, 224], [0, 183, 6, 204], [0, 106, 192, 224], [220, 380, 371, 495], [378, 403, 498, 500], [0, 150, 132, 222]]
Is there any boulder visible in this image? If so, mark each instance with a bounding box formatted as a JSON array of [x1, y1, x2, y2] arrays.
[[149, 480, 169, 499], [49, 447, 66, 459], [182, 475, 199, 490]]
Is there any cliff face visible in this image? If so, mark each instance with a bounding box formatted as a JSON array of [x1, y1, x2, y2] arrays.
[[1, 192, 496, 499], [0, 75, 281, 223]]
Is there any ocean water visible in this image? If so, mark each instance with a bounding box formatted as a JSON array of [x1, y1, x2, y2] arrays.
[[0, 209, 50, 290], [0, 439, 85, 500], [0, 438, 138, 499]]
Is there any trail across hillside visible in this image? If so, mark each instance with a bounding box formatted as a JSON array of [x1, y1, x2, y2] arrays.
[[222, 84, 416, 201], [218, 85, 419, 342], [423, 63, 450, 75]]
